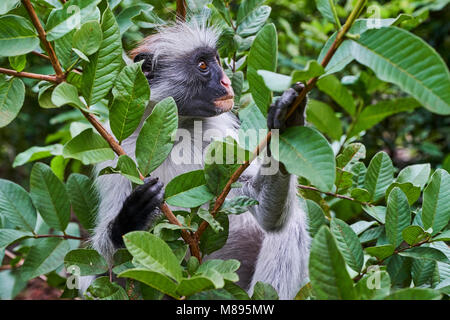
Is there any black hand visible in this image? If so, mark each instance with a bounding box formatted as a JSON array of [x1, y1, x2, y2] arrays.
[[109, 177, 164, 248], [267, 82, 306, 132]]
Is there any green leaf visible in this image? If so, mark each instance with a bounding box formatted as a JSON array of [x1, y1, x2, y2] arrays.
[[13, 144, 63, 168], [238, 103, 268, 151], [73, 21, 103, 56], [411, 259, 436, 287], [204, 137, 250, 195], [123, 231, 182, 282], [118, 268, 179, 299], [110, 62, 150, 142], [64, 249, 108, 276], [248, 24, 277, 115], [116, 4, 153, 35], [292, 60, 325, 83], [432, 230, 450, 242], [251, 282, 279, 300], [330, 218, 364, 273], [399, 247, 450, 264], [176, 276, 215, 296], [385, 182, 421, 206], [81, 5, 123, 105], [0, 269, 27, 300], [99, 155, 143, 185], [362, 205, 386, 224], [62, 128, 115, 165], [0, 75, 25, 128], [273, 126, 336, 192], [305, 199, 327, 238], [306, 99, 342, 140], [9, 55, 26, 72], [257, 70, 291, 92], [0, 15, 39, 56], [0, 229, 33, 247], [365, 244, 395, 261], [350, 188, 371, 202], [348, 98, 420, 137], [396, 163, 431, 189], [136, 97, 178, 176], [0, 0, 20, 15], [364, 151, 394, 202], [0, 179, 37, 232], [309, 226, 356, 299], [350, 220, 377, 236], [198, 208, 223, 233], [236, 0, 265, 25], [316, 0, 338, 24], [51, 82, 86, 110], [219, 196, 259, 215], [316, 75, 355, 116], [165, 170, 214, 208], [386, 187, 411, 248], [199, 214, 229, 255], [21, 238, 71, 281], [46, 0, 102, 41], [237, 5, 271, 37], [336, 143, 366, 170], [30, 163, 71, 231], [352, 27, 450, 115], [402, 226, 430, 246], [66, 173, 99, 231], [384, 288, 442, 300], [422, 169, 450, 235], [87, 276, 129, 300], [212, 0, 232, 26]]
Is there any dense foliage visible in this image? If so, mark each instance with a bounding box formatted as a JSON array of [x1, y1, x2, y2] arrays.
[[0, 0, 449, 300]]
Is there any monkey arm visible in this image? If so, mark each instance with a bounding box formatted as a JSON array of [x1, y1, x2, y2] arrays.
[[239, 156, 295, 232]]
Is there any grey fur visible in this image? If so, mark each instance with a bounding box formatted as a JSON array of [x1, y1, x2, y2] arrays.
[[83, 21, 310, 300]]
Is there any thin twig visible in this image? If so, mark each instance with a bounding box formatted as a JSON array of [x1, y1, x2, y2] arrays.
[[34, 234, 84, 240], [22, 0, 65, 80], [297, 184, 373, 206], [32, 51, 51, 61], [195, 0, 368, 239], [0, 67, 59, 83]]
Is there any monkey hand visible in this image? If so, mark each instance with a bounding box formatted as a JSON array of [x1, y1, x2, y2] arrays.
[[123, 177, 165, 214], [110, 177, 164, 248], [267, 82, 306, 132]]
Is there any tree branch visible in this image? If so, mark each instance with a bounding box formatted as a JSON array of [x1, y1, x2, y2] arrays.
[[21, 0, 64, 80], [34, 234, 84, 240], [195, 0, 368, 239], [176, 0, 187, 21], [0, 67, 60, 83]]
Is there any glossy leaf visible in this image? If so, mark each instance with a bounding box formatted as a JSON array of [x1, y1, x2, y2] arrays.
[[386, 187, 411, 248], [73, 21, 103, 56], [136, 97, 178, 176], [422, 169, 450, 235], [62, 129, 115, 165], [0, 75, 25, 128], [309, 226, 356, 299], [273, 126, 336, 192], [248, 24, 277, 115], [330, 218, 364, 273], [165, 170, 214, 208], [30, 163, 71, 231], [0, 179, 37, 232], [110, 62, 150, 142], [13, 144, 63, 168], [364, 152, 394, 202], [0, 15, 39, 56], [317, 75, 355, 116], [64, 249, 108, 276], [306, 99, 342, 140], [396, 163, 431, 189], [81, 5, 122, 105]]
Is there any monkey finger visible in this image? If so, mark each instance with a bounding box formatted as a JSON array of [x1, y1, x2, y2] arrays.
[[142, 187, 165, 213], [139, 180, 164, 205]]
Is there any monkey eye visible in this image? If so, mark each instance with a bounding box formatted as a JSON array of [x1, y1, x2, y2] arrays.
[[198, 61, 208, 72]]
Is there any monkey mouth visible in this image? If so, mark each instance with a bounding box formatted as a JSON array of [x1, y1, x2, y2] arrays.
[[214, 95, 234, 112]]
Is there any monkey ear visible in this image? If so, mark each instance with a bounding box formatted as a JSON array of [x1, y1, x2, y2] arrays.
[[134, 52, 153, 75]]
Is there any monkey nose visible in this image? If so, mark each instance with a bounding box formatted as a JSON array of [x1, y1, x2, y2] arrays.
[[221, 75, 232, 88]]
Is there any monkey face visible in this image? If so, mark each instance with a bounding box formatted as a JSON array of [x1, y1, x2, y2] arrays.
[[134, 46, 234, 118]]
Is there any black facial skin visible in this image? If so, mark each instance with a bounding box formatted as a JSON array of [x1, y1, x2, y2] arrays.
[[134, 47, 231, 117]]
